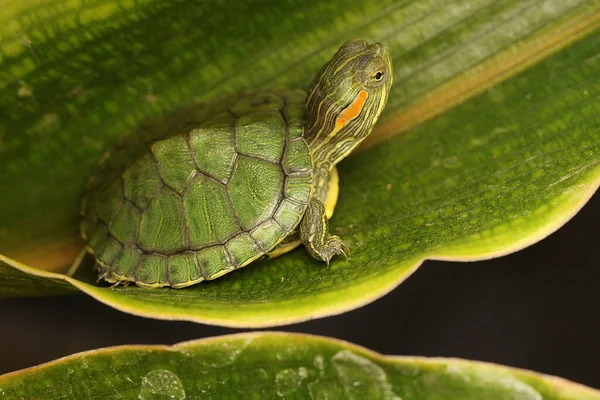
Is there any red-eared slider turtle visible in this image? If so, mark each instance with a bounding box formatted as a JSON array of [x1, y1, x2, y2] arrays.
[[80, 38, 393, 288]]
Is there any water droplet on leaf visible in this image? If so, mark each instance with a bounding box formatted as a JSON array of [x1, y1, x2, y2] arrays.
[[139, 369, 186, 400]]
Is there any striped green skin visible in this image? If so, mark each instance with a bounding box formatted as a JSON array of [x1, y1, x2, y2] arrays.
[[304, 39, 392, 194], [82, 90, 313, 288]]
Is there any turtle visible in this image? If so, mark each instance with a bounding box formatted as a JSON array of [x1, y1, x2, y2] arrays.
[[79, 38, 393, 288]]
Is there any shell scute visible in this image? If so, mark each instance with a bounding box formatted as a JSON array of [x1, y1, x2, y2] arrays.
[[281, 91, 305, 138], [109, 247, 141, 280], [284, 173, 313, 204], [139, 187, 186, 253], [196, 246, 232, 280], [251, 219, 287, 251], [168, 252, 203, 288], [228, 155, 283, 231], [123, 153, 162, 210], [189, 114, 236, 183], [236, 110, 286, 163], [183, 173, 238, 248], [151, 134, 197, 195], [225, 233, 262, 267], [96, 235, 122, 267], [137, 254, 169, 287], [283, 138, 312, 174], [108, 200, 141, 245], [273, 198, 307, 232]]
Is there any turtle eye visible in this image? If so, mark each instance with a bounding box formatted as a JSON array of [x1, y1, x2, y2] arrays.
[[362, 60, 388, 88], [372, 71, 384, 81]]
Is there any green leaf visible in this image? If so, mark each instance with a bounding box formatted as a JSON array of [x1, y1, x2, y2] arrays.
[[2, 1, 600, 326], [0, 332, 597, 399]]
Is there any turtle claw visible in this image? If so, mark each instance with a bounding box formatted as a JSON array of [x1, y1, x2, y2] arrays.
[[340, 242, 350, 262], [321, 235, 350, 265], [96, 270, 109, 283], [340, 247, 350, 263], [109, 281, 121, 289]]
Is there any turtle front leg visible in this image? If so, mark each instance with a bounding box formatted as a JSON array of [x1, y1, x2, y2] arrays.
[[300, 198, 349, 264]]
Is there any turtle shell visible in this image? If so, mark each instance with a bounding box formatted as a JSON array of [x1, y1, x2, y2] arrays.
[[81, 89, 313, 288]]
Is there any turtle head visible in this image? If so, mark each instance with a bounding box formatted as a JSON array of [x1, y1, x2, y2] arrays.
[[304, 38, 392, 168]]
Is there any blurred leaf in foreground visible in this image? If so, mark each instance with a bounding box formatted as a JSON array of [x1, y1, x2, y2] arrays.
[[0, 332, 598, 399]]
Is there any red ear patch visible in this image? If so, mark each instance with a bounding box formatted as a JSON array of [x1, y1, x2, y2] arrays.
[[334, 90, 369, 131]]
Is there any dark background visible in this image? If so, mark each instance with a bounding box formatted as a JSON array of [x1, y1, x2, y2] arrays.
[[1, 191, 598, 389]]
